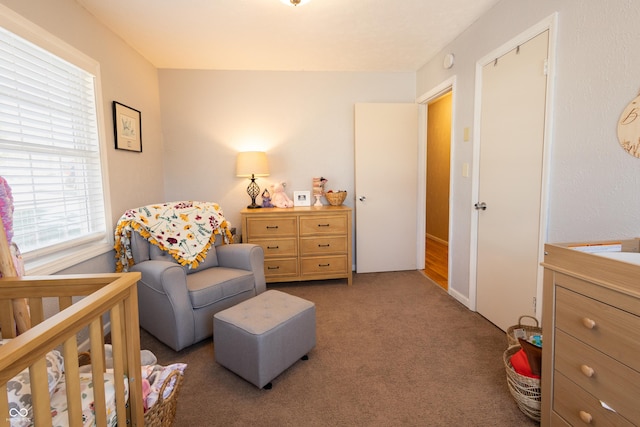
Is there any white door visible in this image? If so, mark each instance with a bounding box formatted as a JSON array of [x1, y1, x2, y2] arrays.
[[475, 31, 550, 331], [354, 103, 418, 273]]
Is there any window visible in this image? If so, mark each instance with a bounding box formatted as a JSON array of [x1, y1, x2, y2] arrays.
[[0, 8, 111, 274]]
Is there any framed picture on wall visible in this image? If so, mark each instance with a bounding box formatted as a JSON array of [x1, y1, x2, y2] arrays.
[[293, 191, 311, 207], [113, 101, 142, 152]]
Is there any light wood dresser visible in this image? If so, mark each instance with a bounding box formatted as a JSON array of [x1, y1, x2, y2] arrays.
[[240, 206, 352, 285], [541, 240, 640, 426]]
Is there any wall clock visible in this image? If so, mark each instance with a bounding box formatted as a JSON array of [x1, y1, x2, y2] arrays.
[[617, 93, 640, 158]]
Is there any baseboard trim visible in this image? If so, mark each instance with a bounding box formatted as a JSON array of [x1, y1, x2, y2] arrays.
[[449, 287, 471, 310], [426, 233, 448, 246]]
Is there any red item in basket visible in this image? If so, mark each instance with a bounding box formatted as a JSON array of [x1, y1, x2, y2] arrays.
[[510, 348, 540, 379]]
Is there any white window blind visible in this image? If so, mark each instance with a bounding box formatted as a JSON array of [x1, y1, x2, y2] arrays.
[[0, 25, 107, 260]]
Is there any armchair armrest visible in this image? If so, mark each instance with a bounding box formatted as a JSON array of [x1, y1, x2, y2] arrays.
[[130, 260, 195, 350], [216, 244, 266, 294]]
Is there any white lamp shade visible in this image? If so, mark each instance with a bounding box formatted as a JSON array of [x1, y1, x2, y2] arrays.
[[236, 151, 270, 177]]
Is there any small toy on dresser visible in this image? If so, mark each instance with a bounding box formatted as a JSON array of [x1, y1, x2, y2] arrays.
[[270, 182, 294, 208], [261, 188, 273, 208]]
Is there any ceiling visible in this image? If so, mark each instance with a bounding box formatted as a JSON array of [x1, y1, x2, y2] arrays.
[[75, 0, 500, 72]]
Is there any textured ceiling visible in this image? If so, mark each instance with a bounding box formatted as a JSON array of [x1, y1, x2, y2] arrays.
[[75, 0, 499, 72]]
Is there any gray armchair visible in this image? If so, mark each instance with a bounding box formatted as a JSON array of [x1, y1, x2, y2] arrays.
[[128, 232, 265, 351]]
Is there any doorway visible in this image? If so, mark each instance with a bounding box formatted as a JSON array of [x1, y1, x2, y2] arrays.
[[424, 92, 451, 290]]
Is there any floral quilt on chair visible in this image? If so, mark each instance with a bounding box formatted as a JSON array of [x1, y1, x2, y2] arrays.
[[114, 201, 233, 272]]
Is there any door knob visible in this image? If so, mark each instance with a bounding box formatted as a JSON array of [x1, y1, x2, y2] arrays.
[[474, 202, 487, 211], [359, 196, 366, 202]]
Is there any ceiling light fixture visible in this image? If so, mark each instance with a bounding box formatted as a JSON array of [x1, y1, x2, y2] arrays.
[[280, 0, 312, 6]]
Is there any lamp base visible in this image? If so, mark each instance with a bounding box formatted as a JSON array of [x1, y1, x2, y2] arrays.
[[246, 176, 262, 209]]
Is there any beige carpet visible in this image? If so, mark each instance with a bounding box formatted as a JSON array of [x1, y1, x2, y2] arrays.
[[140, 271, 539, 426]]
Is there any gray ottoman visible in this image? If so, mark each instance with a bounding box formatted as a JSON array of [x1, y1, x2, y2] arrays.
[[213, 290, 316, 389]]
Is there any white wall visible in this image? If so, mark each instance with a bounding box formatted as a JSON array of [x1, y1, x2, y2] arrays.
[[158, 70, 416, 232], [417, 0, 640, 300], [0, 0, 166, 273]]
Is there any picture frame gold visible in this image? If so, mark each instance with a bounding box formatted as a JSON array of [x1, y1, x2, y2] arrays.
[[113, 101, 142, 152]]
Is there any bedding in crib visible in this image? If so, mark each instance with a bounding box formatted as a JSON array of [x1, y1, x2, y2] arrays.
[[4, 337, 186, 427], [4, 339, 128, 427]]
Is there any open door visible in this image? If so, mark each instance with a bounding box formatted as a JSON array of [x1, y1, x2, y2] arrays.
[[354, 103, 418, 273]]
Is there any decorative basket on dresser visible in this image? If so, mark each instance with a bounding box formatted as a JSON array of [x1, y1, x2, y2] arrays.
[[241, 206, 352, 285], [541, 240, 640, 426]]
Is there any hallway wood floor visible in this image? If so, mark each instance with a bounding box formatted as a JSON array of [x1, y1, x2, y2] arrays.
[[423, 236, 448, 290]]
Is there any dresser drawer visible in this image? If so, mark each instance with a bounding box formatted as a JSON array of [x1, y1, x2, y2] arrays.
[[300, 236, 347, 256], [301, 255, 347, 276], [556, 286, 640, 371], [246, 217, 297, 238], [264, 258, 298, 278], [554, 330, 640, 424], [252, 238, 297, 258], [553, 372, 634, 427], [299, 215, 347, 236]]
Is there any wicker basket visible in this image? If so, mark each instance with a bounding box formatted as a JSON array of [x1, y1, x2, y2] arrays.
[[324, 191, 347, 206], [503, 345, 541, 421], [506, 315, 542, 347], [78, 352, 183, 427], [145, 370, 184, 427]]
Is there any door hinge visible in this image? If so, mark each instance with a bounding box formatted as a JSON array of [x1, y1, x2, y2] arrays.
[[543, 59, 548, 76], [533, 296, 537, 313]]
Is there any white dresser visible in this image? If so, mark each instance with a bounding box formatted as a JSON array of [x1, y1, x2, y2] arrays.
[[541, 240, 640, 426]]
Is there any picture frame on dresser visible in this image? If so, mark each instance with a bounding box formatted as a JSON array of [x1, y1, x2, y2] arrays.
[[293, 191, 311, 207]]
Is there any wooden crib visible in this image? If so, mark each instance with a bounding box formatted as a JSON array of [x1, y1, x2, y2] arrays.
[[0, 271, 144, 427]]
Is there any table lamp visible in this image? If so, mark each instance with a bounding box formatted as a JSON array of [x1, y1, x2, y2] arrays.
[[236, 151, 270, 209]]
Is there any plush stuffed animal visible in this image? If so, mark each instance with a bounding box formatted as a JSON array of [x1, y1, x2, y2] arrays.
[[270, 182, 294, 208], [261, 188, 273, 208]]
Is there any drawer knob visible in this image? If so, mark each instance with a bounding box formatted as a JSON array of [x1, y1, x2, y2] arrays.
[[318, 244, 330, 247], [581, 317, 596, 329], [578, 410, 593, 424], [318, 224, 330, 227], [267, 266, 280, 270], [266, 225, 279, 229], [267, 246, 279, 249], [580, 364, 595, 378]]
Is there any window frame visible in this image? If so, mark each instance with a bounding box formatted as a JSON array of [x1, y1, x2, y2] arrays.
[[0, 5, 113, 275]]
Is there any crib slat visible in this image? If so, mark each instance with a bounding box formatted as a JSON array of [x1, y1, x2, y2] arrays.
[[89, 319, 108, 425], [30, 357, 51, 427], [0, 388, 9, 427], [0, 298, 14, 338], [63, 337, 83, 427], [109, 303, 127, 426], [29, 297, 44, 326], [59, 295, 73, 311], [124, 290, 143, 427]]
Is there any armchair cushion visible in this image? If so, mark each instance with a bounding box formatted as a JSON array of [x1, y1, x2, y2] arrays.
[[187, 267, 255, 309]]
